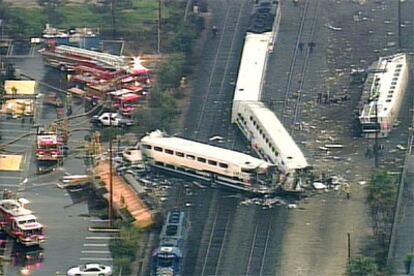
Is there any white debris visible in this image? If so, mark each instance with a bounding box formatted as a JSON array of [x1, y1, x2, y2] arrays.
[[396, 145, 406, 151], [313, 182, 327, 190], [326, 23, 343, 31], [209, 135, 224, 142], [287, 204, 297, 209]]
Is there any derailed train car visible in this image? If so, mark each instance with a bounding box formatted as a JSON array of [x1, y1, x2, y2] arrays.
[[140, 130, 278, 194], [232, 1, 310, 191]]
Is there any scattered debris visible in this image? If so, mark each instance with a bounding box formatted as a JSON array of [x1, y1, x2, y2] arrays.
[[240, 197, 286, 208], [326, 23, 343, 31], [313, 182, 327, 190], [396, 145, 406, 151]]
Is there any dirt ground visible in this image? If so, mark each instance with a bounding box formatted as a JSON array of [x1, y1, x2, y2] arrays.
[[276, 0, 408, 275]]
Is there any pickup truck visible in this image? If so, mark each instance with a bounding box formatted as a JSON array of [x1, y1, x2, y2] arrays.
[[90, 112, 135, 127]]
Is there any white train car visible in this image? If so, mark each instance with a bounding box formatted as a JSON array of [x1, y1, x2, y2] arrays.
[[231, 32, 273, 119], [359, 53, 409, 138], [140, 130, 278, 194], [234, 101, 308, 174], [232, 1, 277, 121], [231, 1, 309, 191]]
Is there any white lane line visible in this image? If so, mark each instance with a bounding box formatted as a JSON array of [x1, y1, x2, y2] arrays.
[[81, 250, 111, 254], [83, 244, 108, 247], [80, 257, 113, 261], [0, 176, 20, 180], [85, 236, 119, 240], [0, 184, 20, 187]]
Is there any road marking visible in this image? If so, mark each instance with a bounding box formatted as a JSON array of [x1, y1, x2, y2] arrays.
[[0, 184, 20, 187], [83, 243, 108, 247], [81, 250, 111, 254], [0, 176, 20, 180], [85, 236, 119, 240], [80, 257, 113, 261]]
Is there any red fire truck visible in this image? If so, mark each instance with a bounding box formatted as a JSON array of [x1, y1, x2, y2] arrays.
[[0, 199, 45, 246]]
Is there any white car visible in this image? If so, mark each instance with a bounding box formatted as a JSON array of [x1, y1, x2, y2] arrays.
[[67, 263, 112, 276]]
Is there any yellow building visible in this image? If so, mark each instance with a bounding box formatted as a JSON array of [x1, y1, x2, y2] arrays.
[[4, 80, 37, 95]]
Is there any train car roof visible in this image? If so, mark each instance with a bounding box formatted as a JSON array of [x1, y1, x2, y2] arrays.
[[159, 211, 186, 247], [141, 131, 272, 170], [233, 33, 272, 103], [244, 101, 308, 170], [360, 53, 407, 120]]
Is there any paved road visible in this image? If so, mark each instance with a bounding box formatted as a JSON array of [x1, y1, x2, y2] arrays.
[[1, 55, 115, 275]]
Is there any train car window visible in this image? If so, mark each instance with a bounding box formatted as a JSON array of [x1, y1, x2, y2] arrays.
[[219, 163, 228, 168], [208, 160, 217, 166], [143, 144, 152, 150], [165, 149, 174, 155], [176, 152, 184, 157], [186, 155, 195, 160], [154, 146, 163, 152], [197, 157, 206, 163]]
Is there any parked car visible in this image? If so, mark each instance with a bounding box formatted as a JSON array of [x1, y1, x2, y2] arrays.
[[67, 263, 112, 276], [90, 112, 134, 127]]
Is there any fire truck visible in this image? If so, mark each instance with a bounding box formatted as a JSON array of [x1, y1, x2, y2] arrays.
[[0, 199, 45, 246], [35, 132, 63, 161]]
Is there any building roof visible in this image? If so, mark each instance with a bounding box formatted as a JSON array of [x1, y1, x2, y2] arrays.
[[4, 80, 37, 95], [245, 101, 308, 170], [360, 53, 407, 119], [233, 33, 272, 103], [0, 199, 33, 217], [141, 130, 272, 170]]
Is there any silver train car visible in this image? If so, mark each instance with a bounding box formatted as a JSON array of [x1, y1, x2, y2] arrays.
[[140, 130, 278, 194], [231, 1, 309, 191]]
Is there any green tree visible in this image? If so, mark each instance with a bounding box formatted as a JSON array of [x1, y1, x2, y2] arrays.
[[367, 171, 397, 246], [347, 256, 378, 276], [157, 53, 185, 90]]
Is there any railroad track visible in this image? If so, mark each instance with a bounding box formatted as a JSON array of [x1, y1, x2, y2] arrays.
[[244, 218, 273, 276], [281, 0, 321, 134], [192, 0, 251, 144], [194, 191, 235, 276], [398, 0, 414, 50]]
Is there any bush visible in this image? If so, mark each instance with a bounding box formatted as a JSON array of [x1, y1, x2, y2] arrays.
[[347, 256, 378, 276], [113, 257, 132, 275]]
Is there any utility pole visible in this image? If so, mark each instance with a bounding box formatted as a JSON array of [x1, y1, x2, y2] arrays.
[[347, 232, 351, 262], [374, 101, 379, 168], [108, 114, 114, 228], [157, 0, 162, 54], [111, 0, 117, 39]]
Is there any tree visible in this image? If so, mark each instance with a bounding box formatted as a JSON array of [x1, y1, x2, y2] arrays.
[[367, 171, 397, 246], [157, 53, 185, 90], [347, 256, 378, 276]]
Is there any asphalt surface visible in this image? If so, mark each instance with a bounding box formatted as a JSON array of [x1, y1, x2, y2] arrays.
[[0, 54, 115, 275]]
